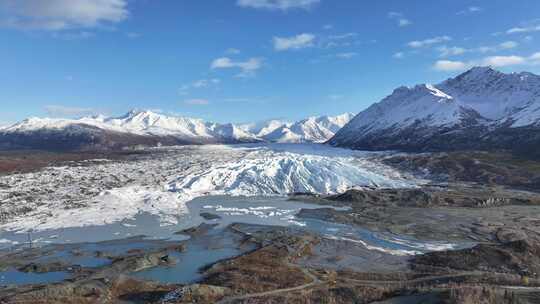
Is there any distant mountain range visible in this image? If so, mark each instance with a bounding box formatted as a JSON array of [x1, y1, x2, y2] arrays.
[[0, 110, 353, 150], [242, 113, 354, 143], [329, 67, 540, 157]]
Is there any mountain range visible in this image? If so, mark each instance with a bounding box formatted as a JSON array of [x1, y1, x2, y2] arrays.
[[0, 110, 353, 150], [329, 67, 540, 156], [3, 67, 540, 155]]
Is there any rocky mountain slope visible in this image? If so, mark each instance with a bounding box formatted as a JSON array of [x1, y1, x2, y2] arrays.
[[0, 110, 353, 150], [329, 67, 540, 156]]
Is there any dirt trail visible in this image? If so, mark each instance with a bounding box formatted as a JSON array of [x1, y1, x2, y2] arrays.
[[216, 269, 540, 303], [216, 267, 323, 304]]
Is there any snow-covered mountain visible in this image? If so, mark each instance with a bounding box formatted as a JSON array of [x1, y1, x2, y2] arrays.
[[0, 110, 353, 150], [237, 113, 354, 143], [329, 67, 540, 155], [0, 110, 260, 150], [263, 113, 354, 143], [438, 67, 540, 126], [239, 119, 291, 137], [4, 110, 257, 141]]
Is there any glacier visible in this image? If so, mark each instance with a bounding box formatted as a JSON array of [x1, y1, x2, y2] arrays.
[[0, 144, 421, 233]]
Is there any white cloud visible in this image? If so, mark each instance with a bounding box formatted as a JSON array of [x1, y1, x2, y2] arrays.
[[408, 36, 451, 48], [398, 19, 412, 27], [179, 78, 221, 95], [436, 41, 518, 57], [530, 53, 540, 65], [184, 99, 209, 106], [393, 52, 404, 59], [433, 60, 468, 71], [457, 6, 482, 15], [476, 46, 495, 53], [225, 48, 241, 55], [499, 41, 518, 49], [237, 0, 319, 10], [193, 78, 220, 88], [507, 25, 540, 34], [335, 52, 357, 59], [388, 11, 412, 27], [387, 12, 402, 18], [322, 24, 333, 30], [44, 105, 96, 117], [481, 55, 525, 67], [0, 0, 128, 30], [211, 57, 263, 77], [437, 46, 467, 57], [273, 33, 315, 51], [328, 32, 357, 40], [211, 58, 235, 69], [433, 52, 540, 71], [319, 32, 362, 49]]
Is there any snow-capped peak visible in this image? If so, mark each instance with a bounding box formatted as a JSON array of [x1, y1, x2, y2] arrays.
[[1, 110, 354, 146], [351, 83, 464, 133], [330, 67, 540, 151], [340, 66, 540, 135], [440, 66, 540, 121], [238, 119, 292, 137], [459, 66, 500, 79], [263, 113, 355, 143]]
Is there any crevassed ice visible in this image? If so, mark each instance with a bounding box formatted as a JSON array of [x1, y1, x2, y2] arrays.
[[169, 148, 416, 198]]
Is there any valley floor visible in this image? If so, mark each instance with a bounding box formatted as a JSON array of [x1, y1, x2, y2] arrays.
[[0, 144, 540, 303]]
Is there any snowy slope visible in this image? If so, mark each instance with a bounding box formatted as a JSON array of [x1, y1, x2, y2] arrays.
[[330, 67, 540, 153], [339, 84, 468, 135]]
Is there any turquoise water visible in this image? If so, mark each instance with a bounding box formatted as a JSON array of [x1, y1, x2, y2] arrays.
[[0, 269, 68, 286], [0, 195, 472, 286], [131, 228, 256, 284], [36, 249, 110, 268]]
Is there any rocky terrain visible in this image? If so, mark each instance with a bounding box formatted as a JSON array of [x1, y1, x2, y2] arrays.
[[2, 215, 540, 303], [382, 151, 540, 192]]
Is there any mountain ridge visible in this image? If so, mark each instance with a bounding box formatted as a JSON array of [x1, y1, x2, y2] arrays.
[[329, 67, 540, 157], [0, 110, 353, 150]]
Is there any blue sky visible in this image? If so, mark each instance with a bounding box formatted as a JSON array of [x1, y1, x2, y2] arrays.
[[1, 0, 540, 125]]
